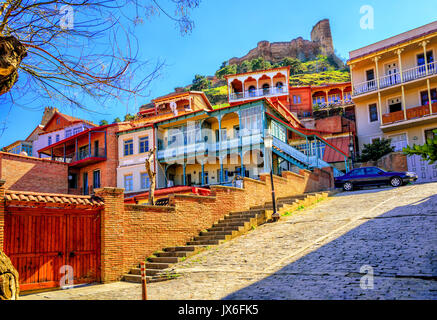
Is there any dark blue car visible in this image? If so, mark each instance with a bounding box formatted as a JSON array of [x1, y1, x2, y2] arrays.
[[334, 166, 418, 191]]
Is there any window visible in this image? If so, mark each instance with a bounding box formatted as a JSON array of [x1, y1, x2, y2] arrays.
[[233, 126, 239, 139], [262, 83, 270, 95], [248, 85, 256, 97], [276, 82, 284, 92], [313, 95, 326, 105], [139, 136, 149, 153], [94, 140, 99, 157], [68, 173, 77, 189], [417, 50, 434, 66], [420, 88, 437, 106], [425, 128, 437, 140], [388, 97, 402, 113], [365, 167, 382, 175], [78, 145, 89, 160], [73, 127, 81, 135], [93, 170, 101, 189], [271, 121, 286, 142], [293, 95, 302, 104], [83, 172, 88, 195], [328, 94, 341, 104], [140, 173, 150, 189], [48, 136, 52, 145], [221, 128, 227, 141], [344, 91, 352, 101], [55, 134, 60, 142], [240, 105, 263, 135], [368, 104, 378, 122], [124, 175, 133, 192], [124, 139, 133, 156], [65, 129, 72, 138], [56, 118, 60, 125], [349, 168, 365, 176]]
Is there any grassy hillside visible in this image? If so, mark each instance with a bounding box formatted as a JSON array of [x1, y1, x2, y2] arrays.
[[199, 55, 350, 108]]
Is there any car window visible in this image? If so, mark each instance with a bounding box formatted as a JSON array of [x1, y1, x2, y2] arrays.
[[349, 168, 365, 176], [365, 167, 381, 175]]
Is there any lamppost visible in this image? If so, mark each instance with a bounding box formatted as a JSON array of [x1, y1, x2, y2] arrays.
[[263, 134, 279, 221], [349, 141, 354, 170]]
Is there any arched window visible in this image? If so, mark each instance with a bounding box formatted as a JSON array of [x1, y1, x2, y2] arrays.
[[248, 85, 256, 97], [276, 82, 284, 93], [262, 83, 270, 95]]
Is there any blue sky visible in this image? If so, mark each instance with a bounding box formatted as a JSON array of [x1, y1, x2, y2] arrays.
[[1, 0, 436, 147]]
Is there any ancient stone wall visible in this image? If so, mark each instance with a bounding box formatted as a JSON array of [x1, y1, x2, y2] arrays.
[[228, 19, 335, 65]]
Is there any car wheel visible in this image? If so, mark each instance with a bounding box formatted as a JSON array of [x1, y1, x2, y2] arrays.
[[343, 181, 353, 191], [390, 176, 402, 187]]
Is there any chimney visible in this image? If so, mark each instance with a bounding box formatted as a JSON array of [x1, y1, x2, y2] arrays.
[[40, 106, 58, 126]]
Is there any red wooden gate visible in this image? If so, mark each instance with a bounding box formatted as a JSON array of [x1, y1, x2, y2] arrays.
[[4, 207, 101, 291]]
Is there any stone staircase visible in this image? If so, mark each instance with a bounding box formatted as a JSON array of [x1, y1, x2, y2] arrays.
[[122, 191, 331, 284]]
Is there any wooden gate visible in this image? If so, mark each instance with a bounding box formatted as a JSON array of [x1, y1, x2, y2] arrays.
[[4, 207, 101, 291]]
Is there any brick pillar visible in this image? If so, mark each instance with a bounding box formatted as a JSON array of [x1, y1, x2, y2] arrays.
[[0, 180, 5, 250], [94, 187, 125, 283]]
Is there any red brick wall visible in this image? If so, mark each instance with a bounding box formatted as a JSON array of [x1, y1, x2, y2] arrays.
[[0, 152, 68, 193], [95, 167, 334, 282]]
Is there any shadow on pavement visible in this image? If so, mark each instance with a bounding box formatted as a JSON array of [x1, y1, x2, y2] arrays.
[[223, 194, 437, 300]]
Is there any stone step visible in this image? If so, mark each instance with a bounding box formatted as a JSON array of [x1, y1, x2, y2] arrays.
[[193, 234, 227, 241], [130, 268, 161, 276], [187, 239, 221, 246], [219, 217, 253, 223], [230, 209, 265, 215], [164, 246, 197, 252], [156, 251, 193, 258], [146, 262, 173, 269], [213, 221, 246, 227], [200, 230, 233, 236], [122, 274, 171, 284], [148, 256, 179, 263], [208, 226, 241, 232]]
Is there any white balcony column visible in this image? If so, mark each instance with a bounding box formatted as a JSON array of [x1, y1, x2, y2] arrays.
[[377, 92, 383, 126], [373, 56, 381, 90], [396, 48, 404, 82], [270, 78, 273, 94], [422, 40, 430, 74], [341, 88, 344, 104], [227, 79, 231, 100], [427, 79, 432, 114]]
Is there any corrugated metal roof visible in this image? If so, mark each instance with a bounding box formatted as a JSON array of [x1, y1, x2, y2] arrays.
[[323, 136, 350, 163]]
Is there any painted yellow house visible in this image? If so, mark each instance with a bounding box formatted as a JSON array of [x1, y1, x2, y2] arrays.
[[348, 20, 437, 182]]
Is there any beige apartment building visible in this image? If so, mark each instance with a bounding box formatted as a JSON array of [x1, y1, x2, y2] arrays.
[[348, 21, 437, 182]]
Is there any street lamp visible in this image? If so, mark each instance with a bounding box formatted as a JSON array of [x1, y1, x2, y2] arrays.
[[349, 141, 354, 169], [263, 134, 279, 222]]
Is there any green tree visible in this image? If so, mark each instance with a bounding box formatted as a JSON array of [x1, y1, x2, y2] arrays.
[[403, 129, 437, 164], [237, 60, 252, 74], [250, 57, 272, 71], [281, 57, 304, 75], [191, 74, 211, 91], [99, 120, 109, 126], [124, 113, 136, 121], [357, 138, 395, 162], [112, 117, 121, 123], [215, 64, 237, 79]]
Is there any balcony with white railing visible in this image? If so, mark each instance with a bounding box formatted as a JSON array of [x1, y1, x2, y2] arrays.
[[353, 61, 437, 96], [229, 86, 288, 102], [157, 133, 263, 162]]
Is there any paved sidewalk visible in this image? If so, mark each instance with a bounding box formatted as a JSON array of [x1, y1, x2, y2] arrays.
[[22, 183, 437, 300]]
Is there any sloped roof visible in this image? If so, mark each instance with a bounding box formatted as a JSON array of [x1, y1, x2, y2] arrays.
[[322, 136, 351, 163], [41, 111, 97, 132], [4, 190, 104, 206]]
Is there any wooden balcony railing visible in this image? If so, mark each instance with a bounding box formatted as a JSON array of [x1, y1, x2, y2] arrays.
[[382, 102, 437, 125], [382, 110, 404, 124]]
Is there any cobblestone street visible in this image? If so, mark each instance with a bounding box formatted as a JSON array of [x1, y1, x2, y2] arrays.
[[22, 183, 437, 300]]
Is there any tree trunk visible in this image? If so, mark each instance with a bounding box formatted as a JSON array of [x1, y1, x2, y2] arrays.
[[0, 36, 27, 96], [0, 250, 19, 300], [145, 147, 157, 206]]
